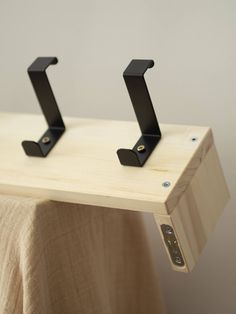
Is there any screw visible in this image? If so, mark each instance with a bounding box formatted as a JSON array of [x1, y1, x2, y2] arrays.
[[137, 145, 146, 152], [175, 257, 182, 265], [165, 226, 173, 235], [42, 136, 51, 144], [162, 181, 171, 188], [191, 137, 198, 142]]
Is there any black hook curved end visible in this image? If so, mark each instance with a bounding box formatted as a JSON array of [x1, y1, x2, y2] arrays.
[[21, 125, 65, 157], [22, 141, 45, 157], [117, 59, 161, 167], [22, 57, 65, 157], [117, 133, 161, 167], [117, 149, 142, 167]]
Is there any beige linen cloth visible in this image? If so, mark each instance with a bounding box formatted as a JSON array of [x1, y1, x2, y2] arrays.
[[0, 194, 165, 314]]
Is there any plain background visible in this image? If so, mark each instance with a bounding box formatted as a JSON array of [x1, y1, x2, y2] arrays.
[[0, 0, 235, 313]]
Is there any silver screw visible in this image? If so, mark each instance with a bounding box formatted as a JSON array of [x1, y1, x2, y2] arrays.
[[175, 257, 182, 264], [165, 226, 173, 235], [42, 136, 51, 144], [137, 144, 146, 152], [162, 181, 171, 188]]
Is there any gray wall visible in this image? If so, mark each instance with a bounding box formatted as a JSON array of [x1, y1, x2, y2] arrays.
[[0, 1, 235, 313]]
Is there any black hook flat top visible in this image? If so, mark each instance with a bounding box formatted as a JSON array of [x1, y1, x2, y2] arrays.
[[28, 57, 58, 72], [123, 59, 154, 76], [117, 59, 161, 167], [22, 57, 65, 157]]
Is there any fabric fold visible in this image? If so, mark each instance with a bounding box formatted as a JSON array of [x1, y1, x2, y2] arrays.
[[0, 194, 165, 314]]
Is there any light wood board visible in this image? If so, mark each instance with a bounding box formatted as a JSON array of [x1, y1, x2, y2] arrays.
[[0, 112, 230, 272], [0, 112, 213, 215]]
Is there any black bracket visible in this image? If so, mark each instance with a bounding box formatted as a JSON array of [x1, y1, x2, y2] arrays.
[[117, 59, 161, 167], [22, 57, 65, 157]]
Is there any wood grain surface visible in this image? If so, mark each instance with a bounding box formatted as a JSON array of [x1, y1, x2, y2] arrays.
[[0, 112, 213, 215], [0, 112, 229, 272]]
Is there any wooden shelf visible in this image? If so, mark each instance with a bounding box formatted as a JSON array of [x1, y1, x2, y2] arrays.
[[0, 112, 230, 272]]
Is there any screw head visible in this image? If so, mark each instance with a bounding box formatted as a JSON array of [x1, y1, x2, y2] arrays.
[[137, 144, 146, 152], [162, 181, 171, 188], [191, 137, 198, 142], [165, 226, 173, 235], [42, 136, 51, 144], [175, 257, 182, 265]]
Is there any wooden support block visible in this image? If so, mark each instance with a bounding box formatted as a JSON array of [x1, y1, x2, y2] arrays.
[[0, 112, 230, 272], [155, 145, 229, 272]]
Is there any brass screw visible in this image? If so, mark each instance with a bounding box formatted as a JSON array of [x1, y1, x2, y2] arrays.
[[137, 145, 146, 152], [42, 136, 51, 144]]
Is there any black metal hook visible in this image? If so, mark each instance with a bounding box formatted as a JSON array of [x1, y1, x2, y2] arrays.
[[117, 59, 161, 167], [22, 57, 65, 157]]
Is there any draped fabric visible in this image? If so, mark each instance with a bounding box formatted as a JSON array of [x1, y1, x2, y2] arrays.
[[0, 194, 165, 314]]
